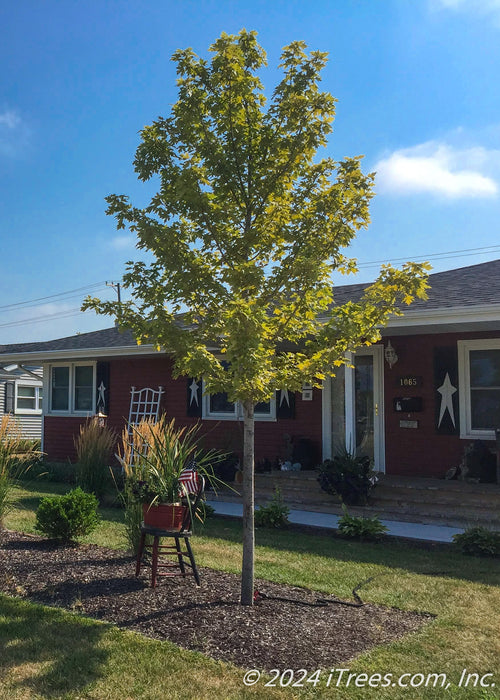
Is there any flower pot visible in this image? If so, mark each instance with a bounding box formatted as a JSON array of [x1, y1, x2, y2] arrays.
[[142, 502, 187, 530]]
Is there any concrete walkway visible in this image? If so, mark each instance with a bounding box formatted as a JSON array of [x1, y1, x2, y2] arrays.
[[206, 499, 465, 543]]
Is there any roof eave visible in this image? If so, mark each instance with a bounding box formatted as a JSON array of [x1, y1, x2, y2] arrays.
[[2, 304, 500, 363], [385, 303, 500, 329], [0, 343, 160, 364]]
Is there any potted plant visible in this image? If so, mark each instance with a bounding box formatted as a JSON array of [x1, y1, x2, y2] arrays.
[[117, 416, 224, 530], [317, 445, 378, 506]]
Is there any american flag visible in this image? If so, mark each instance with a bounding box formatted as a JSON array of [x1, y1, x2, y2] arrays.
[[178, 462, 202, 496]]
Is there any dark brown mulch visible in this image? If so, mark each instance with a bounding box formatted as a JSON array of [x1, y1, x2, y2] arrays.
[[0, 530, 430, 671]]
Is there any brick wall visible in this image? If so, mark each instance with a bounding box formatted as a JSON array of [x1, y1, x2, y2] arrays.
[[383, 329, 500, 477], [43, 355, 323, 466]]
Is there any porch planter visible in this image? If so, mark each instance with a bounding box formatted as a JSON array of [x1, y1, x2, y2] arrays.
[[142, 502, 186, 530]]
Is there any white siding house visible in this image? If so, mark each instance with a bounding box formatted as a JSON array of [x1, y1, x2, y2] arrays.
[[0, 364, 43, 440]]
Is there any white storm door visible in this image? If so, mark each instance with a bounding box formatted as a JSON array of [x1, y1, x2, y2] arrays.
[[345, 346, 385, 472]]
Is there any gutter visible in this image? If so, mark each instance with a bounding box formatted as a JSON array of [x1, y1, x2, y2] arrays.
[[0, 343, 159, 364], [2, 304, 500, 364]]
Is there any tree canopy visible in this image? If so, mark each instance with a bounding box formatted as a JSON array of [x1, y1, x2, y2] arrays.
[[84, 30, 429, 604], [85, 30, 428, 401]]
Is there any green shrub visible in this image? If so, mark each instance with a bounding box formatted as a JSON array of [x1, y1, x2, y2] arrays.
[[17, 460, 77, 484], [15, 438, 41, 454], [35, 488, 100, 542], [318, 446, 377, 506], [199, 502, 216, 520], [74, 418, 116, 498], [255, 488, 290, 528], [337, 507, 388, 541], [453, 527, 500, 557], [118, 480, 143, 554]]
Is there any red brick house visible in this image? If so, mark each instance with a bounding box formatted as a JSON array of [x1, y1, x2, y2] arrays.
[[1, 259, 499, 480]]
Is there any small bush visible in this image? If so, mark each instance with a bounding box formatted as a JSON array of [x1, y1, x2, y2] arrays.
[[199, 502, 216, 519], [255, 488, 290, 528], [337, 507, 388, 542], [35, 487, 100, 542], [74, 418, 116, 497], [17, 460, 76, 484], [453, 527, 500, 557]]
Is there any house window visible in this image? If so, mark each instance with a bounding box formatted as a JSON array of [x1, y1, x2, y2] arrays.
[[74, 365, 94, 412], [458, 339, 500, 439], [209, 392, 237, 417], [52, 367, 70, 411], [49, 364, 95, 414], [202, 387, 276, 421], [15, 384, 43, 414]]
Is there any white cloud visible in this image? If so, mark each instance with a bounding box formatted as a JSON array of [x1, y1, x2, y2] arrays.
[[0, 110, 21, 129], [430, 0, 500, 22], [110, 234, 136, 251], [374, 141, 499, 199], [0, 109, 29, 157]]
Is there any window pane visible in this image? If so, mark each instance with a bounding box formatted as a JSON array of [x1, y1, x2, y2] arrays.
[[255, 401, 271, 414], [74, 366, 94, 411], [355, 355, 374, 457], [17, 398, 36, 409], [52, 367, 69, 410], [75, 388, 93, 411], [17, 387, 37, 409], [470, 389, 500, 430], [18, 386, 35, 398], [470, 350, 500, 387], [75, 365, 93, 386], [210, 392, 235, 414]]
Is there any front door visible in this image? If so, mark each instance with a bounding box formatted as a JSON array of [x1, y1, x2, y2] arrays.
[[347, 347, 385, 472], [322, 345, 385, 472]]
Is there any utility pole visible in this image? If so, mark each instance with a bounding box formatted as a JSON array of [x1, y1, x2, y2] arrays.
[[106, 281, 122, 323]]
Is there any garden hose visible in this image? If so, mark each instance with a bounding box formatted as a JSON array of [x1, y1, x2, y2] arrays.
[[254, 575, 377, 608]]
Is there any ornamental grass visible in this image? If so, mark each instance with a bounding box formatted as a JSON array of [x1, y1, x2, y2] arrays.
[[0, 414, 41, 527]]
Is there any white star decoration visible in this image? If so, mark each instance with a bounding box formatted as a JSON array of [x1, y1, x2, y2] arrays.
[[97, 381, 106, 410], [280, 389, 290, 407], [437, 372, 457, 428], [189, 379, 199, 406]]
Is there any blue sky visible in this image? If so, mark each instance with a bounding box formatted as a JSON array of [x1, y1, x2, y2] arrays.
[[1, 0, 500, 344]]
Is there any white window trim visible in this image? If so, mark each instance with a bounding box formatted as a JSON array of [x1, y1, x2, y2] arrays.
[[14, 380, 43, 415], [458, 338, 500, 441], [201, 383, 277, 422], [46, 362, 96, 416]]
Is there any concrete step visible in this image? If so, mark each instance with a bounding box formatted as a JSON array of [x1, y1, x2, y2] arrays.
[[209, 469, 500, 529], [254, 471, 500, 504], [210, 493, 499, 528]]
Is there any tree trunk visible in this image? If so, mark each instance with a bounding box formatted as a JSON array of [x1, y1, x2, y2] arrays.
[[240, 400, 255, 605]]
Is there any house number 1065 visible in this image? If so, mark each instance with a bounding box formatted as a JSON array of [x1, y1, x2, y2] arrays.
[[398, 376, 422, 387]]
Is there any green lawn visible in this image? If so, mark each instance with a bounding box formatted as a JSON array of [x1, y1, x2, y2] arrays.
[[1, 480, 499, 699]]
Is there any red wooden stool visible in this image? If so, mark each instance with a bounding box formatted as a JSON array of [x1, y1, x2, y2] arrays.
[[135, 524, 201, 587], [135, 470, 204, 587]]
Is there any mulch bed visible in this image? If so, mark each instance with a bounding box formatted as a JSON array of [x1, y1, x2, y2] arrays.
[[0, 530, 431, 671]]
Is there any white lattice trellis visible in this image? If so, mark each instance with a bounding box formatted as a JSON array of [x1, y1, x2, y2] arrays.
[[128, 386, 164, 430]]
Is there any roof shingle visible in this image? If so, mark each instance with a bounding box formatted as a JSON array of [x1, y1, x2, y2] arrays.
[[1, 259, 499, 357]]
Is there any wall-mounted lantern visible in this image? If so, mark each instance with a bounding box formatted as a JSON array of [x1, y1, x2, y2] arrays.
[[384, 340, 398, 369]]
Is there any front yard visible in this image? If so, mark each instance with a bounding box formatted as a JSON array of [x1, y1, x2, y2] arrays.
[[0, 481, 499, 699]]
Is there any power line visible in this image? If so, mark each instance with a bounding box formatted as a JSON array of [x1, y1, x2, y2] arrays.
[[0, 282, 109, 313], [1, 244, 499, 332], [356, 244, 500, 268], [0, 307, 92, 330]]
